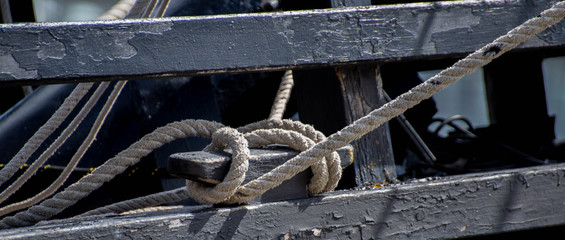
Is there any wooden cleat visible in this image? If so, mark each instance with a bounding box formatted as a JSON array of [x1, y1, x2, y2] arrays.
[[168, 145, 353, 203]]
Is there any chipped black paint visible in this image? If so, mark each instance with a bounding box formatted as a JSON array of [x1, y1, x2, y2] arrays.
[[0, 0, 562, 86], [1, 162, 565, 239]]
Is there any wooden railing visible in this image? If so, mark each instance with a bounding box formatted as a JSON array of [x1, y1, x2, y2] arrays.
[[0, 0, 564, 239]]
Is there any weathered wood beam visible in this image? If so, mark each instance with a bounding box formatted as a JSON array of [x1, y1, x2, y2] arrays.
[[336, 65, 396, 186], [1, 162, 564, 239], [332, 0, 396, 187], [0, 0, 564, 86]]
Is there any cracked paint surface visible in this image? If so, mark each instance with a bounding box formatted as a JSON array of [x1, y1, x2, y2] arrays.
[[0, 0, 561, 84]]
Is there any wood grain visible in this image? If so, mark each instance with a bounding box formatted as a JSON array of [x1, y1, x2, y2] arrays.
[[0, 0, 563, 85]]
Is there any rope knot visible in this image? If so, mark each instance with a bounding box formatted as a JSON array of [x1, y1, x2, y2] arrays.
[[186, 119, 342, 205]]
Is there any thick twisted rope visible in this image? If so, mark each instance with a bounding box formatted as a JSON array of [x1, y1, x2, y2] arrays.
[[0, 83, 110, 207], [0, 82, 126, 217], [78, 73, 317, 215], [72, 119, 339, 216], [188, 120, 341, 204], [78, 187, 189, 217], [237, 120, 341, 194], [151, 0, 565, 207], [269, 70, 294, 120], [0, 83, 94, 186], [1, 0, 564, 228], [0, 120, 224, 228]]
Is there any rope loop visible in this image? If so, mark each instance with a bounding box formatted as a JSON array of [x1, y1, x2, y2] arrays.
[[186, 127, 250, 204], [185, 119, 342, 205]]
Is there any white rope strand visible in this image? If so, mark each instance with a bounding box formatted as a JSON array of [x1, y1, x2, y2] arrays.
[[0, 83, 110, 207], [0, 0, 563, 229], [0, 82, 125, 217], [269, 70, 294, 120], [0, 83, 94, 186]]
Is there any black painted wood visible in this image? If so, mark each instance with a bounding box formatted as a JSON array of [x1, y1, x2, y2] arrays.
[[2, 162, 564, 239], [0, 0, 563, 86], [336, 65, 396, 186], [167, 146, 353, 203], [168, 146, 353, 185], [331, 0, 396, 187]]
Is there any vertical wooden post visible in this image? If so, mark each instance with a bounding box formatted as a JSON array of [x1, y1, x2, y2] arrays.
[[335, 65, 397, 186], [293, 0, 396, 187], [331, 0, 396, 186]]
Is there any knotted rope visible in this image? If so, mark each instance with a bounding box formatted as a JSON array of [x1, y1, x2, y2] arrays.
[[0, 119, 340, 227], [1, 0, 564, 229], [79, 69, 301, 216]]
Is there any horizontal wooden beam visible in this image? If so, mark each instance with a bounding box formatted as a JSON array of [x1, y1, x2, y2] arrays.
[[1, 162, 564, 239], [1, 0, 564, 85]]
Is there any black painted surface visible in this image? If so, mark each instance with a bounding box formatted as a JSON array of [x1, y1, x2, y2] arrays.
[[336, 65, 397, 186], [2, 162, 565, 239], [0, 0, 563, 85], [168, 146, 353, 183]]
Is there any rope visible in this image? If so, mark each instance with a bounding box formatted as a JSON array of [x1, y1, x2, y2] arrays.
[[1, 0, 564, 229], [0, 82, 125, 217], [72, 63, 299, 215], [0, 0, 12, 23], [76, 118, 339, 215], [78, 187, 189, 217], [73, 69, 301, 216], [0, 0, 139, 222], [0, 120, 224, 228], [189, 0, 565, 205], [0, 83, 110, 207], [268, 70, 294, 120], [0, 83, 94, 186], [188, 120, 340, 204], [98, 0, 136, 20]]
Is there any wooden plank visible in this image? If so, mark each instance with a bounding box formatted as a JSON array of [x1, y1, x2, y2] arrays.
[[0, 0, 564, 85], [1, 162, 564, 239], [336, 65, 396, 186]]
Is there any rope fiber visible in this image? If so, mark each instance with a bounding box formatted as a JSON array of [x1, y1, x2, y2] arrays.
[[0, 0, 564, 229]]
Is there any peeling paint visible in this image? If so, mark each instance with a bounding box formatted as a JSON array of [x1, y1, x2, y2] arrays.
[[401, 7, 481, 53], [0, 53, 38, 79], [168, 219, 185, 229], [70, 22, 173, 62], [38, 31, 66, 60]]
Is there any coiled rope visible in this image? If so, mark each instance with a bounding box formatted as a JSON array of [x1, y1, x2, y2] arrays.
[[1, 0, 564, 229], [79, 70, 299, 217]]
